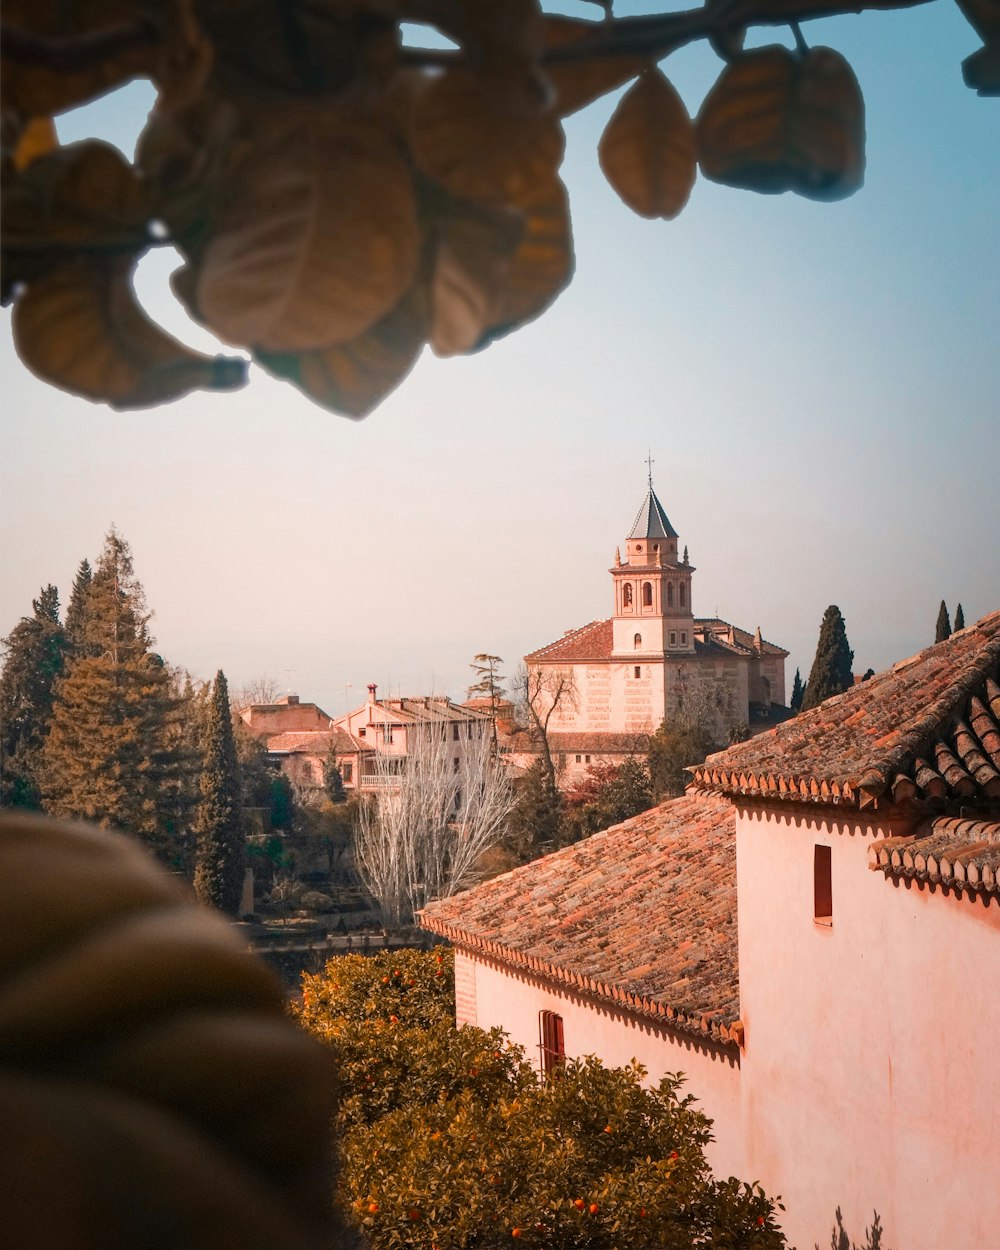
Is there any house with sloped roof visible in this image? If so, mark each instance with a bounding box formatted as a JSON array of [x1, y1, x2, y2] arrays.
[[421, 610, 1000, 1250], [516, 476, 788, 786]]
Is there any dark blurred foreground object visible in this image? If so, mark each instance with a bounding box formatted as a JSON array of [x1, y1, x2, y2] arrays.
[[0, 811, 338, 1250]]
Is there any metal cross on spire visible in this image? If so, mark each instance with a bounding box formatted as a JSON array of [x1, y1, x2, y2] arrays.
[[646, 449, 655, 486]]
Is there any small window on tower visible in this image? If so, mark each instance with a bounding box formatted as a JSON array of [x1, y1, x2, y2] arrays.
[[667, 583, 674, 607], [680, 583, 687, 608], [670, 632, 677, 645], [634, 633, 642, 649], [642, 582, 653, 606], [634, 665, 641, 679], [681, 631, 687, 644], [623, 583, 633, 608]]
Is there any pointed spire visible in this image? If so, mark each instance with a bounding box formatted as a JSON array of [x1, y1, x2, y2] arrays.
[[628, 482, 677, 540], [614, 546, 621, 566], [682, 545, 689, 564], [754, 625, 763, 652]]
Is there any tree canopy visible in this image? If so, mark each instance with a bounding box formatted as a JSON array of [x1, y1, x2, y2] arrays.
[[194, 669, 247, 914], [297, 948, 787, 1250], [2, 0, 994, 417]]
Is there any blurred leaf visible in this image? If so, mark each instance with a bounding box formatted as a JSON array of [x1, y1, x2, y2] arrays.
[[541, 16, 646, 118], [599, 69, 696, 220], [12, 256, 247, 409], [1, 1, 156, 118], [3, 140, 149, 250], [955, 0, 1000, 96], [696, 45, 865, 201], [483, 176, 574, 344], [410, 69, 564, 207], [11, 116, 57, 170], [255, 286, 427, 419], [430, 201, 525, 357], [197, 117, 420, 353]]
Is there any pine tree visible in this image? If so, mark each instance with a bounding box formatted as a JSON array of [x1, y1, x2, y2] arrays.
[[41, 529, 187, 860], [800, 606, 855, 712], [64, 559, 94, 654], [0, 585, 67, 808], [935, 600, 951, 643], [468, 653, 505, 747], [324, 746, 347, 803], [954, 603, 965, 631], [194, 670, 247, 915], [790, 667, 804, 713]]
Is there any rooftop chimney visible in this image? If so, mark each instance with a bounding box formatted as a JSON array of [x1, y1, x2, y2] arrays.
[[367, 683, 378, 703]]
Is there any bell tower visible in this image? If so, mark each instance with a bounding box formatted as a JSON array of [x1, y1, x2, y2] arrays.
[[611, 472, 695, 657]]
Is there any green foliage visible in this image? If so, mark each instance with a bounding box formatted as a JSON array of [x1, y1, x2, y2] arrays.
[[935, 600, 951, 643], [194, 669, 247, 915], [269, 772, 295, 831], [648, 719, 716, 801], [63, 558, 93, 654], [562, 758, 653, 842], [324, 752, 347, 803], [954, 602, 966, 631], [789, 668, 804, 714], [800, 606, 854, 712], [0, 584, 67, 808], [504, 759, 564, 860], [297, 950, 785, 1250]]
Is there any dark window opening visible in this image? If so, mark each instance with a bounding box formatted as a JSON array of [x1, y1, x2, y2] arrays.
[[679, 583, 687, 607], [642, 581, 653, 606], [634, 632, 642, 649], [634, 665, 641, 679], [453, 724, 460, 740], [667, 582, 674, 607], [814, 845, 833, 925], [539, 1010, 565, 1077], [623, 583, 633, 608], [453, 757, 460, 773], [342, 762, 353, 783]]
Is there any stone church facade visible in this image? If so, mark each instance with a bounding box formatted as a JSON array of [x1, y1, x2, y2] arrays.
[[520, 481, 788, 781]]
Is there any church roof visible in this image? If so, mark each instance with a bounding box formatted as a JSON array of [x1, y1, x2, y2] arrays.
[[692, 610, 1000, 811], [628, 485, 678, 540], [420, 791, 741, 1046], [525, 617, 786, 663]]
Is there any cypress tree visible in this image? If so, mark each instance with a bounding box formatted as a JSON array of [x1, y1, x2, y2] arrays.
[[194, 670, 247, 915], [954, 603, 965, 631], [935, 600, 951, 643], [789, 667, 804, 713], [41, 529, 186, 860], [0, 585, 67, 808], [800, 606, 855, 712]]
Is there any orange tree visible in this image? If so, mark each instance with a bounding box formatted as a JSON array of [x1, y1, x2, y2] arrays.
[[2, 0, 995, 417], [296, 947, 785, 1249]]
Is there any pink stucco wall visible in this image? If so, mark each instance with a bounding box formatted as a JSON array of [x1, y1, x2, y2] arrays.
[[457, 952, 745, 1181], [735, 802, 1000, 1250]]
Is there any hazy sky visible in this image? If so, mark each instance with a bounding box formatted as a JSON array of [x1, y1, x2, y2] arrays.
[[2, 2, 998, 719]]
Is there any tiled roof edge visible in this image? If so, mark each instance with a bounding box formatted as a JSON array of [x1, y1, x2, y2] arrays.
[[867, 829, 1000, 896], [418, 914, 743, 1050]]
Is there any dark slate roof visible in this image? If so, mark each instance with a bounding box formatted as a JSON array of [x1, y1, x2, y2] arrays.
[[628, 486, 678, 541], [420, 792, 741, 1046], [692, 610, 1000, 811], [869, 816, 1000, 896]]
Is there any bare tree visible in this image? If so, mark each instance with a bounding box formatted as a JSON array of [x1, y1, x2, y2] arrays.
[[512, 663, 577, 790], [354, 724, 515, 928], [231, 674, 281, 711]]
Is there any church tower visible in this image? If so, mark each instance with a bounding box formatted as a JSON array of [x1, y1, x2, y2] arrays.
[[611, 476, 696, 657]]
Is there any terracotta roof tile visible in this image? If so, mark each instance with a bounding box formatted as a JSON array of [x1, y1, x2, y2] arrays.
[[525, 617, 786, 663], [692, 611, 1000, 810], [419, 792, 740, 1045], [869, 816, 1000, 895], [266, 729, 359, 755]]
